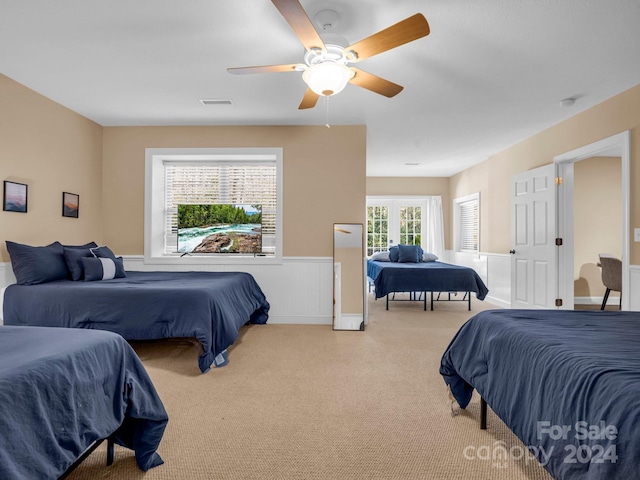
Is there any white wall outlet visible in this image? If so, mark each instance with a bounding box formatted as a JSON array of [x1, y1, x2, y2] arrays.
[[635, 228, 640, 242]]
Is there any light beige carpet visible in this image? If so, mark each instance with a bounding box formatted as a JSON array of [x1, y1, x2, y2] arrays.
[[68, 294, 552, 480]]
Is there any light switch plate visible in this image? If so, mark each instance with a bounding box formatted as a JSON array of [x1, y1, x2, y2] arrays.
[[635, 228, 640, 242]]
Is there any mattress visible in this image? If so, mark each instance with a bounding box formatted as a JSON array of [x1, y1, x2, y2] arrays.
[[3, 270, 270, 373], [0, 325, 168, 479], [440, 309, 640, 479]]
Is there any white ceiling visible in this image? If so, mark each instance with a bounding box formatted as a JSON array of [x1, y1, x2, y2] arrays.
[[1, 0, 639, 177]]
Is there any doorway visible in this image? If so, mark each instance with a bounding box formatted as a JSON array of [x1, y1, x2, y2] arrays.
[[555, 131, 630, 310]]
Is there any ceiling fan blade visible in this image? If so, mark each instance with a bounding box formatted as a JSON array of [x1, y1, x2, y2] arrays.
[[349, 68, 403, 98], [271, 0, 326, 52], [227, 64, 304, 75], [345, 13, 430, 62], [298, 88, 319, 109]]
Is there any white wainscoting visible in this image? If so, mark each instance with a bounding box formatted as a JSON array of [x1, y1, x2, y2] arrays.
[[445, 251, 511, 308], [0, 257, 335, 325], [0, 263, 15, 288], [122, 256, 334, 324], [446, 252, 640, 311], [3, 258, 639, 317], [629, 266, 640, 311]]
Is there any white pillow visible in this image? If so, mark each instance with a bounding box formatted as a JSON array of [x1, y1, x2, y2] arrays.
[[370, 251, 391, 262], [422, 252, 438, 262]]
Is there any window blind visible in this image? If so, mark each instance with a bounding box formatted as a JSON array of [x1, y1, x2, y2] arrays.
[[164, 163, 277, 254], [459, 199, 479, 252]]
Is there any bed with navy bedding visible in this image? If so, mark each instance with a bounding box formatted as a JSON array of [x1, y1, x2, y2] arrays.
[[3, 271, 270, 373], [440, 309, 640, 480], [0, 325, 167, 479], [367, 259, 488, 309]]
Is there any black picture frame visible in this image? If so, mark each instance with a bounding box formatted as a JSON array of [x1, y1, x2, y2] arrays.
[[62, 192, 79, 218], [3, 180, 28, 213]]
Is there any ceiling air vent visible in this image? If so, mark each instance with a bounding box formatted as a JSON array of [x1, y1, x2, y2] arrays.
[[199, 99, 233, 106]]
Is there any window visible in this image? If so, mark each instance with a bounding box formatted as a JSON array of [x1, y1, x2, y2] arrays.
[[366, 197, 426, 254], [145, 148, 282, 263], [366, 205, 388, 256], [454, 193, 480, 254], [399, 205, 422, 246], [367, 196, 445, 259]]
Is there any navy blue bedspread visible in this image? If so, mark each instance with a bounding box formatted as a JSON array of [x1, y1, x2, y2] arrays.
[[3, 271, 270, 373], [367, 260, 488, 300], [440, 309, 640, 480], [0, 325, 167, 479]]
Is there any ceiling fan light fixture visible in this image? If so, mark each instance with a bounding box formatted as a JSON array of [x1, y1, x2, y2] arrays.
[[302, 62, 354, 96]]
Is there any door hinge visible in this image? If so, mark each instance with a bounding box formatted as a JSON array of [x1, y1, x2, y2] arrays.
[[555, 238, 563, 246], [555, 177, 563, 185], [555, 298, 563, 307]]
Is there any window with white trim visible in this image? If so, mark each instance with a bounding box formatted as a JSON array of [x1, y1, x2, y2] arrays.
[[366, 205, 389, 256], [145, 148, 282, 263], [454, 193, 480, 254], [366, 197, 426, 255]]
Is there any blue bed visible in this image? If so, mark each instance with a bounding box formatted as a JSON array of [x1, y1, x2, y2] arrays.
[[3, 271, 270, 373], [0, 325, 167, 479], [367, 260, 488, 309], [440, 309, 640, 480]]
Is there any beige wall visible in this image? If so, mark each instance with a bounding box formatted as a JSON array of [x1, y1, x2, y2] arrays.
[[574, 156, 622, 298], [0, 74, 103, 261], [366, 176, 451, 248], [102, 125, 366, 257], [4, 68, 639, 268], [450, 83, 640, 262]]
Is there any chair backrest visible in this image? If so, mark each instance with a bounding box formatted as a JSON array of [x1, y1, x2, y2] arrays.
[[599, 254, 622, 292]]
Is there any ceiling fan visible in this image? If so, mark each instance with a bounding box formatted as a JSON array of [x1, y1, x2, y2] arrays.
[[227, 0, 430, 109]]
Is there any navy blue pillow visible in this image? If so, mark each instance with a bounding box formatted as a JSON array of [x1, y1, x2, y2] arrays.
[[389, 245, 400, 262], [398, 244, 421, 263], [90, 245, 117, 261], [63, 241, 98, 249], [63, 247, 94, 281], [6, 241, 68, 285], [81, 256, 126, 281]]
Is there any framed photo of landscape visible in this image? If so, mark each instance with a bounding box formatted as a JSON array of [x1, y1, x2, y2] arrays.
[[3, 181, 28, 213], [62, 192, 79, 218]]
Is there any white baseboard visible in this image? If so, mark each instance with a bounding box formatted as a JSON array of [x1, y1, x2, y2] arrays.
[[575, 296, 621, 306], [484, 295, 510, 309]]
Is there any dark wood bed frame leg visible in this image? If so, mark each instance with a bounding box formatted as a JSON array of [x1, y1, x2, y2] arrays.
[[386, 294, 389, 310], [468, 292, 471, 311], [480, 397, 487, 430]]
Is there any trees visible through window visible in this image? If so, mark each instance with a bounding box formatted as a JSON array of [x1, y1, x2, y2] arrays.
[[367, 205, 388, 256], [399, 206, 421, 246]]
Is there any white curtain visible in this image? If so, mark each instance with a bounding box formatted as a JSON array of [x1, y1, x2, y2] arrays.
[[424, 196, 445, 260]]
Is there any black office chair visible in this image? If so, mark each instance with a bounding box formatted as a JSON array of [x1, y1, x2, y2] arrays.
[[598, 254, 622, 310]]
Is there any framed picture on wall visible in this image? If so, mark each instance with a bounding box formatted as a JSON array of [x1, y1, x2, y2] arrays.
[[62, 192, 79, 218], [3, 181, 28, 213]]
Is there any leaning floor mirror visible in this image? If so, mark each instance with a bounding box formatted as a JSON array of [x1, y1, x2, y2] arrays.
[[333, 223, 365, 331]]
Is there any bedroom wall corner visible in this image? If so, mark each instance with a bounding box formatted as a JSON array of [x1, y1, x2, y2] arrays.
[[0, 74, 104, 262]]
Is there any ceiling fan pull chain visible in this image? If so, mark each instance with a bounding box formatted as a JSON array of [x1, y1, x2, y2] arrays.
[[325, 96, 331, 128]]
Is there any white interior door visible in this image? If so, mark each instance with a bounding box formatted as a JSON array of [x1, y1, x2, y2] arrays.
[[511, 163, 557, 308]]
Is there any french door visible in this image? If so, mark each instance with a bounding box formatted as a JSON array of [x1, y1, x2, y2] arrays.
[[367, 197, 425, 256]]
